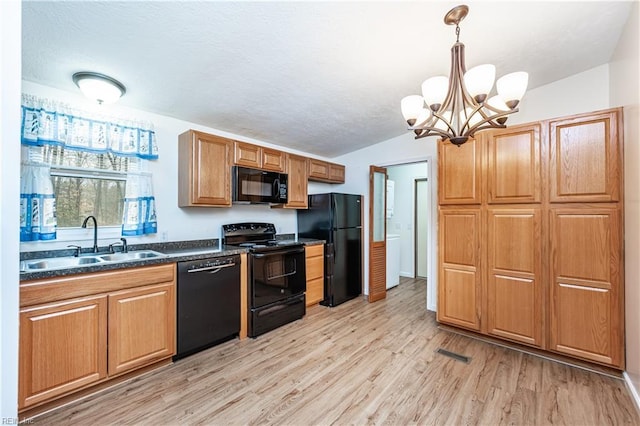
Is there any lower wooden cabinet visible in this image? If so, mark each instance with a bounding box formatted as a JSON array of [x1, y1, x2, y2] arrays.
[[549, 207, 623, 367], [486, 208, 542, 347], [19, 264, 176, 411], [19, 295, 107, 409], [305, 244, 324, 306], [437, 209, 481, 331], [108, 283, 176, 376]]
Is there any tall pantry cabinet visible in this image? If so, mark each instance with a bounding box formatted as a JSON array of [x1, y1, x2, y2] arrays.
[[437, 107, 624, 369]]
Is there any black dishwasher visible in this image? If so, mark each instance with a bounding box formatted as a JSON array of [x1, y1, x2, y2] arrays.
[[175, 254, 240, 360]]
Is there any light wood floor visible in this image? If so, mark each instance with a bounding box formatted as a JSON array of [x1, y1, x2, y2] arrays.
[[32, 278, 639, 425]]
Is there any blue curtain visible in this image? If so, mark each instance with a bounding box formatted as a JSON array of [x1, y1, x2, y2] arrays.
[[20, 163, 57, 241], [21, 94, 158, 160], [122, 172, 157, 236]]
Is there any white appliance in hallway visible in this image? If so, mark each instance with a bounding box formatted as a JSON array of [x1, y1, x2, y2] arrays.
[[386, 234, 401, 289]]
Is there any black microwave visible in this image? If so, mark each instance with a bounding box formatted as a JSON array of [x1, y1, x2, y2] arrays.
[[232, 166, 288, 204]]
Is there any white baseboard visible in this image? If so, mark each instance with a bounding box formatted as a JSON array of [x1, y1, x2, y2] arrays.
[[624, 372, 640, 412]]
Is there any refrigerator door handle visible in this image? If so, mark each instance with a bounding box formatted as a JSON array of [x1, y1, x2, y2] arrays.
[[325, 244, 334, 277]]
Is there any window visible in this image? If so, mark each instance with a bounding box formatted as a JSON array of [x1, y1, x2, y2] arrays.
[[42, 146, 139, 228]]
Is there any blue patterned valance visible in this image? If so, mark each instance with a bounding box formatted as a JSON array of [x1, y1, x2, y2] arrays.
[[21, 94, 159, 160]]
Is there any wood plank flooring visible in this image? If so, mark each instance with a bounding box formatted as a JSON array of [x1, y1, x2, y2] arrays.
[[31, 278, 639, 425]]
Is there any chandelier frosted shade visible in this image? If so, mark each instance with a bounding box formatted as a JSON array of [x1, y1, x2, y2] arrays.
[[463, 64, 496, 102], [496, 71, 529, 108], [401, 5, 528, 146]]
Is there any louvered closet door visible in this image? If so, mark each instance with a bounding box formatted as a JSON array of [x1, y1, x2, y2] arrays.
[[486, 208, 542, 346], [549, 207, 623, 368], [438, 209, 481, 330]]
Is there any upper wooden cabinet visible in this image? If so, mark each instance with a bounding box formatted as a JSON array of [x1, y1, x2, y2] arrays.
[[178, 130, 232, 207], [234, 141, 261, 168], [549, 108, 621, 203], [438, 137, 482, 204], [308, 159, 345, 184], [487, 123, 542, 204], [234, 141, 286, 172], [282, 153, 308, 209]]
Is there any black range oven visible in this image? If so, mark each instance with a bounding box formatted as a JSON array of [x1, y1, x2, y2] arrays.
[[223, 223, 306, 337]]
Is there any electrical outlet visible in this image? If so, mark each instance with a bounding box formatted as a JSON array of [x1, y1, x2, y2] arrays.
[[161, 231, 168, 242]]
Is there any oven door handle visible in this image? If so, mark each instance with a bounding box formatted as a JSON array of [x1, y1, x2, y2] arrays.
[[187, 263, 237, 273], [251, 247, 305, 258]]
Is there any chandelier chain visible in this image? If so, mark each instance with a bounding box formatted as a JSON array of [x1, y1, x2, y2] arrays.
[[455, 25, 460, 43]]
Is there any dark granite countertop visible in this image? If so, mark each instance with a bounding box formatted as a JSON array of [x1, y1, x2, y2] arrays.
[[19, 238, 324, 281]]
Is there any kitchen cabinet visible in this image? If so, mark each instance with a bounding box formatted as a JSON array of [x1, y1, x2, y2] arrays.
[[282, 153, 308, 209], [486, 208, 542, 346], [308, 159, 346, 184], [19, 264, 176, 411], [305, 244, 325, 306], [234, 141, 286, 172], [549, 207, 622, 366], [437, 107, 624, 369], [438, 137, 482, 205], [19, 295, 107, 409], [178, 130, 232, 207], [437, 209, 481, 331], [549, 109, 620, 203], [108, 283, 175, 376]]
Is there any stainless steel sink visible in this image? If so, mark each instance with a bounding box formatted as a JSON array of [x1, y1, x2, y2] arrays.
[[21, 250, 167, 272], [98, 250, 166, 262], [22, 256, 105, 271]]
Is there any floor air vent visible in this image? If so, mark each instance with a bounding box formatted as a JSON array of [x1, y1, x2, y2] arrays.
[[436, 348, 471, 364]]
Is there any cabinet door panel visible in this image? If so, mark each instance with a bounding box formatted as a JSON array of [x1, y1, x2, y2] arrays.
[[284, 154, 308, 208], [549, 208, 622, 367], [438, 138, 482, 204], [329, 163, 345, 183], [438, 209, 481, 330], [487, 124, 541, 203], [440, 268, 480, 330], [262, 148, 285, 172], [19, 295, 107, 409], [308, 159, 330, 180], [487, 209, 542, 346], [234, 141, 262, 168], [549, 110, 620, 202], [191, 133, 231, 206], [108, 283, 175, 376]]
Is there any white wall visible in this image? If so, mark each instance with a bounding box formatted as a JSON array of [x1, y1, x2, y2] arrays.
[[335, 132, 439, 310], [19, 81, 339, 252], [510, 64, 610, 125], [386, 162, 429, 278], [610, 1, 640, 408], [1, 0, 21, 420]]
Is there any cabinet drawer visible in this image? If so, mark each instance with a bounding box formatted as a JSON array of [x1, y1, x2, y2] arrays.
[[306, 256, 324, 281], [306, 277, 324, 306], [305, 244, 324, 258]]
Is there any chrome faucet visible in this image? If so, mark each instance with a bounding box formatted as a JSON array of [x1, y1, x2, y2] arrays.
[[81, 215, 99, 253]]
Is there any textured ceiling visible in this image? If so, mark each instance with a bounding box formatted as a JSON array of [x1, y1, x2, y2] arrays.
[[22, 1, 633, 157]]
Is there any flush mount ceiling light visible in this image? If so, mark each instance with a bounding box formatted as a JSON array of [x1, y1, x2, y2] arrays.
[[401, 5, 528, 146], [72, 72, 126, 105]]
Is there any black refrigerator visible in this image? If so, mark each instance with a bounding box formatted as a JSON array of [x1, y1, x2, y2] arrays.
[[297, 193, 362, 307]]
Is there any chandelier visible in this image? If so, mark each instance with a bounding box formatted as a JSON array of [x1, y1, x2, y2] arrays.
[[401, 5, 528, 146]]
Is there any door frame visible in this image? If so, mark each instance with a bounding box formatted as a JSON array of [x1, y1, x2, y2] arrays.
[[414, 178, 429, 280]]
